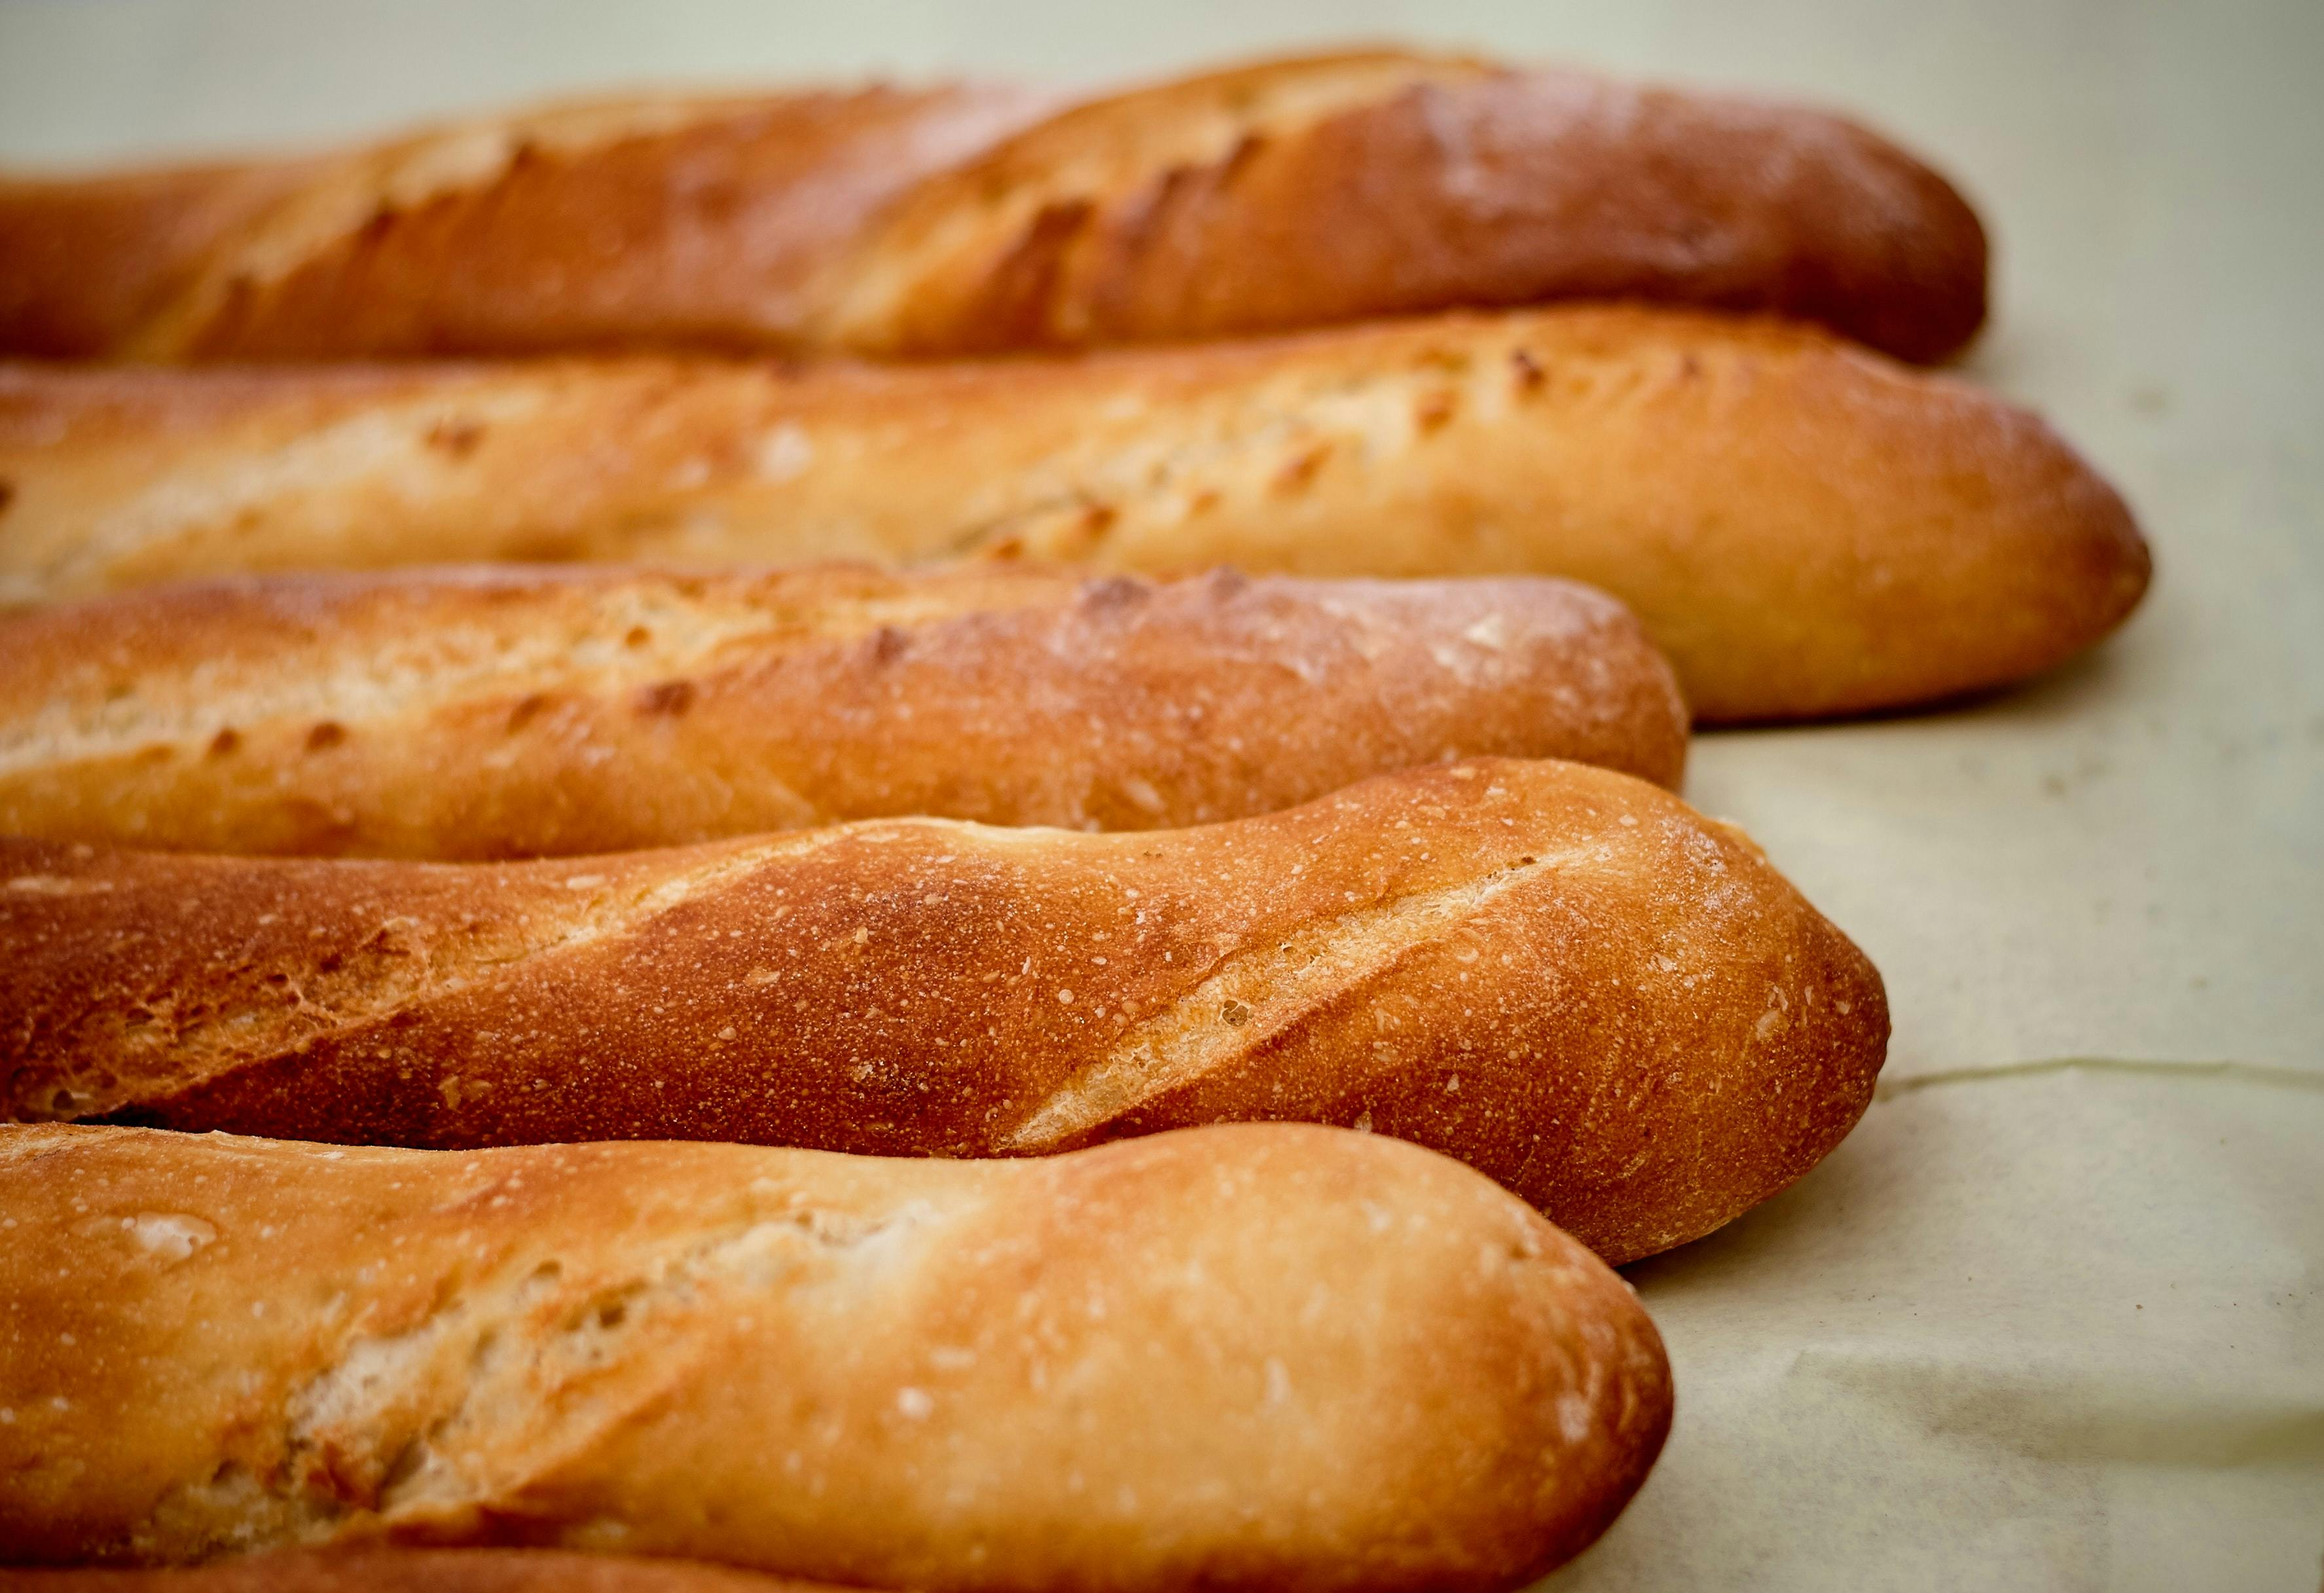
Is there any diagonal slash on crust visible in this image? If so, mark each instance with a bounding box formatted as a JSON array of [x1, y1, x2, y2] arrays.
[[1002, 844, 1588, 1148]]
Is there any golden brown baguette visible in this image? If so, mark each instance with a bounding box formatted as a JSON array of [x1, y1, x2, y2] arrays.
[[0, 307, 2147, 721], [0, 758, 1886, 1263], [0, 564, 1686, 860], [0, 1122, 1672, 1586], [0, 1550, 835, 1592], [0, 49, 1986, 364], [0, 86, 1053, 364]]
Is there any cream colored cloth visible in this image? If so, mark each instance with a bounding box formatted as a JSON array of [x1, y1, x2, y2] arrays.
[[1555, 1064, 2324, 1590], [2, 1, 2318, 1586]]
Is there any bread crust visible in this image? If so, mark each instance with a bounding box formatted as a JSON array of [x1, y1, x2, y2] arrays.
[[0, 564, 1686, 858], [0, 1548, 835, 1592], [0, 306, 2147, 720], [0, 1122, 1673, 1587], [0, 160, 315, 361], [0, 758, 1887, 1262], [0, 86, 1055, 364], [0, 50, 1985, 363], [823, 52, 1987, 363]]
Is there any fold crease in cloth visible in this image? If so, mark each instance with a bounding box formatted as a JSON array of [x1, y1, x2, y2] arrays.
[[1876, 1054, 2324, 1100]]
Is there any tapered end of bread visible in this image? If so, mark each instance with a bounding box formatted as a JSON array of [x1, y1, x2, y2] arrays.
[[1787, 119, 1988, 365], [1962, 431, 2152, 705], [1492, 310, 2151, 723], [1687, 366, 2152, 724]]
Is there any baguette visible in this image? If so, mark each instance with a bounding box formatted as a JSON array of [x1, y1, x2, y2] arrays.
[[0, 85, 1054, 365], [0, 564, 1686, 859], [1, 1550, 835, 1592], [0, 1121, 1671, 1584], [0, 306, 2148, 720], [0, 758, 1887, 1263], [0, 49, 1986, 364]]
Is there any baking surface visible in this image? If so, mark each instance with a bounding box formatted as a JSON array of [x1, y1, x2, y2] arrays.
[[3, 0, 2318, 1586]]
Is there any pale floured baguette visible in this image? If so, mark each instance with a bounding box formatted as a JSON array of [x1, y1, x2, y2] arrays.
[[1, 1549, 834, 1592], [0, 758, 1886, 1263], [0, 307, 2147, 720], [0, 1122, 1671, 1586], [0, 564, 1686, 859], [0, 50, 1984, 364]]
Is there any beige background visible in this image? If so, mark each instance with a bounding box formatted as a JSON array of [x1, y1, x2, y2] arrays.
[[3, 1, 2318, 1586]]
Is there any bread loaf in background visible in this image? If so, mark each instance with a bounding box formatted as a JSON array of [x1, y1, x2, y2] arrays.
[[1, 1550, 837, 1593], [0, 307, 2148, 720], [0, 1122, 1672, 1587], [0, 84, 1055, 365], [0, 564, 1686, 859], [0, 758, 1886, 1262], [0, 49, 1986, 364]]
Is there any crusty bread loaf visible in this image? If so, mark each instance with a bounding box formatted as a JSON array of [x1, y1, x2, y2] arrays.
[[0, 758, 1885, 1262], [0, 306, 2147, 720], [0, 86, 1054, 364], [0, 50, 1986, 364], [1, 1550, 835, 1592], [0, 1122, 1672, 1587], [0, 564, 1686, 859]]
